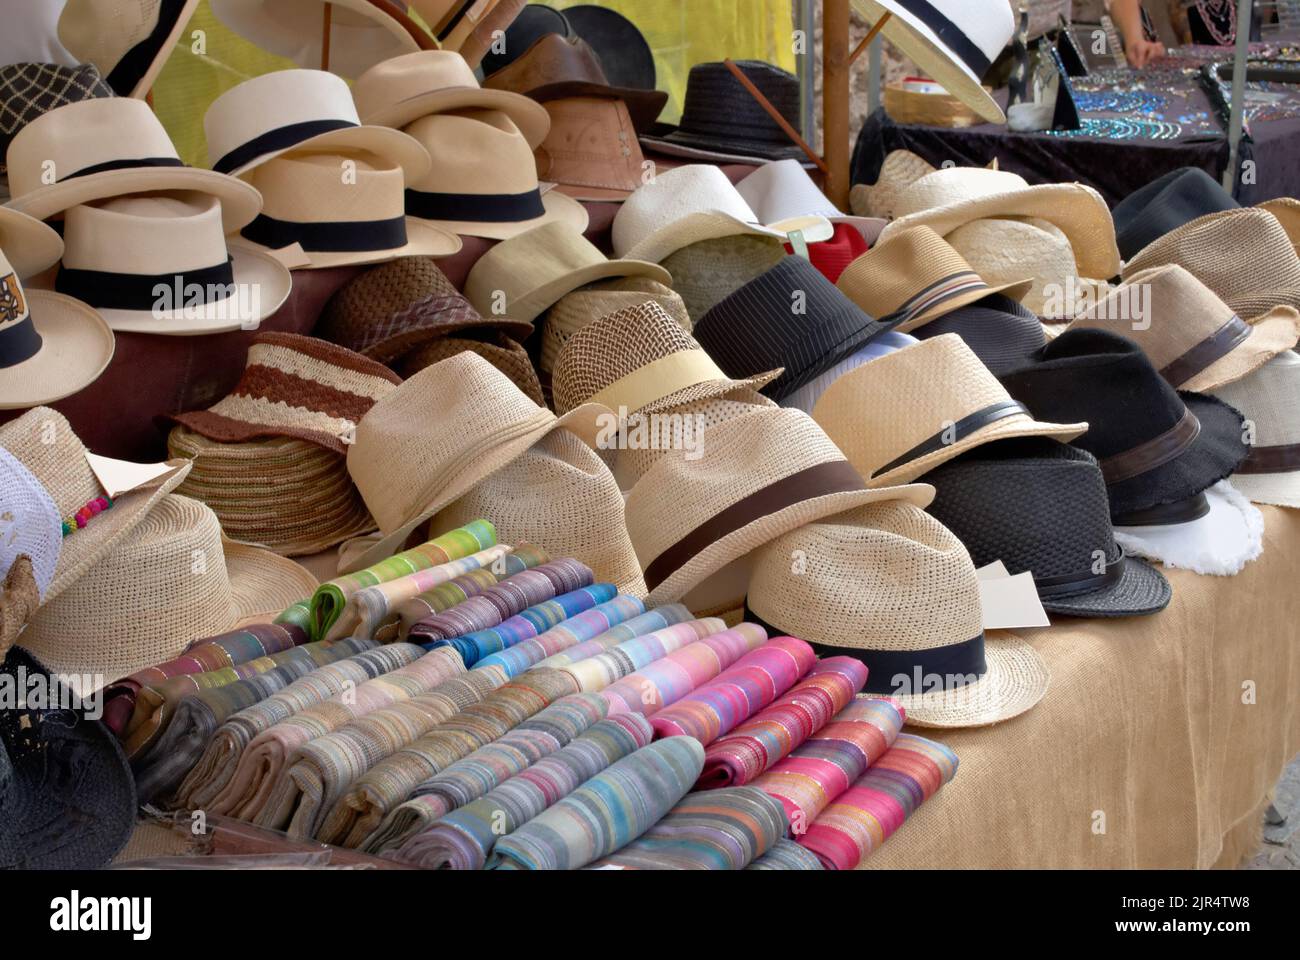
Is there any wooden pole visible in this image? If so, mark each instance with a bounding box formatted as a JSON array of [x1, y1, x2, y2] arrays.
[[321, 3, 333, 72], [723, 59, 829, 174], [848, 11, 890, 67], [823, 0, 851, 209]]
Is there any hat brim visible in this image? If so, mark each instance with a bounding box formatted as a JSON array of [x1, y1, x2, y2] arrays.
[[0, 207, 67, 278], [1113, 480, 1264, 576], [1180, 306, 1300, 393], [1225, 469, 1300, 508], [223, 125, 433, 183], [115, 0, 202, 99], [1040, 554, 1172, 618], [224, 536, 320, 624], [640, 130, 812, 167], [233, 217, 463, 270], [637, 369, 785, 419], [364, 89, 552, 149], [413, 189, 590, 242], [504, 258, 673, 324], [524, 81, 667, 134], [0, 291, 114, 409], [893, 278, 1035, 334], [621, 211, 832, 264]]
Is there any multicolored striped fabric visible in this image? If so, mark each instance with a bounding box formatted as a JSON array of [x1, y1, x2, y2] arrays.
[[390, 714, 654, 869], [532, 605, 692, 670], [276, 519, 496, 640], [699, 656, 869, 789], [598, 623, 769, 716], [560, 618, 727, 693], [746, 838, 825, 870], [797, 733, 958, 869], [493, 736, 705, 870], [752, 696, 906, 831], [586, 787, 788, 870], [472, 594, 647, 677], [649, 636, 816, 744], [393, 568, 505, 640]]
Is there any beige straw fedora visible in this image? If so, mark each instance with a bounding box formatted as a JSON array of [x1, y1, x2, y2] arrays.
[[204, 69, 431, 181], [1070, 265, 1300, 393], [343, 352, 608, 572], [58, 0, 200, 99], [837, 225, 1031, 332], [5, 97, 262, 231], [353, 50, 550, 148], [813, 334, 1087, 486], [624, 405, 934, 605], [747, 498, 1049, 727], [850, 149, 938, 220], [19, 494, 319, 696], [541, 275, 691, 378], [0, 408, 191, 604], [400, 108, 589, 240], [464, 221, 670, 324], [1212, 350, 1300, 508]]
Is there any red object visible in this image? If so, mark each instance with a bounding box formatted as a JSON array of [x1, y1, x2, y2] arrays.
[[786, 221, 870, 284]]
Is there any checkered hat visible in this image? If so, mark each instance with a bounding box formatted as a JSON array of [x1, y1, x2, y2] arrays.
[[0, 63, 114, 172]]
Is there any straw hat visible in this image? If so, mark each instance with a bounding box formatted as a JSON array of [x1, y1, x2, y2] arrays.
[[541, 276, 691, 377], [551, 299, 782, 417], [210, 0, 420, 78], [237, 152, 461, 269], [746, 498, 1049, 727], [398, 332, 545, 406], [1258, 198, 1300, 253], [400, 108, 588, 240], [204, 69, 431, 180], [660, 234, 788, 322], [1122, 208, 1300, 322], [1070, 265, 1300, 393], [813, 334, 1086, 486], [354, 50, 550, 147], [50, 193, 291, 335], [780, 331, 918, 415], [5, 97, 262, 230], [0, 448, 61, 603], [342, 352, 608, 572], [612, 164, 832, 264], [624, 405, 934, 605], [432, 428, 647, 597], [837, 225, 1031, 332], [464, 221, 669, 324], [849, 149, 938, 220], [57, 0, 200, 98], [0, 408, 190, 604], [19, 494, 319, 696], [1211, 350, 1300, 508], [737, 159, 886, 241]]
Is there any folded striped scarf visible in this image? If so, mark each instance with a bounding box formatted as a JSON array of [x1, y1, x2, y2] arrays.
[[753, 696, 906, 833], [746, 838, 825, 870], [699, 656, 869, 789], [493, 737, 705, 870], [531, 605, 693, 670], [586, 787, 789, 870], [473, 594, 649, 677], [392, 568, 504, 641], [390, 714, 654, 868], [559, 618, 727, 692]]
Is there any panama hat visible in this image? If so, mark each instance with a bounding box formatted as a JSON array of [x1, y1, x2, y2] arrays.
[[612, 164, 832, 264], [541, 275, 691, 378], [342, 352, 608, 572], [204, 69, 430, 181], [747, 498, 1049, 727], [659, 234, 788, 322], [1211, 350, 1300, 508], [849, 149, 938, 220], [5, 97, 261, 231], [837, 225, 1031, 332], [737, 159, 886, 242], [624, 405, 934, 605], [1070, 265, 1300, 393], [209, 0, 420, 78], [813, 334, 1086, 486], [57, 0, 200, 98], [1111, 166, 1240, 261], [1258, 198, 1300, 253], [0, 208, 62, 280], [464, 221, 669, 324], [912, 293, 1047, 376], [354, 50, 551, 147]]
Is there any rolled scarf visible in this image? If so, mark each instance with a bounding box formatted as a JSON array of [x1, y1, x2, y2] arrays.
[[797, 733, 958, 870], [390, 714, 654, 869], [559, 618, 727, 693], [598, 623, 769, 716], [532, 604, 693, 670], [746, 838, 825, 870], [393, 568, 505, 640], [493, 736, 705, 870], [276, 519, 496, 640], [649, 636, 816, 744], [699, 656, 869, 789], [752, 696, 906, 833], [586, 787, 789, 870], [472, 594, 646, 677]]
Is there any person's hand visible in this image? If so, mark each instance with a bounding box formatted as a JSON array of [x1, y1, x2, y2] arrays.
[[1126, 39, 1166, 68]]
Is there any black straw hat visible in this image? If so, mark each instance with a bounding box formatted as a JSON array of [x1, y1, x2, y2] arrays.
[[1112, 167, 1239, 261], [912, 292, 1047, 376]]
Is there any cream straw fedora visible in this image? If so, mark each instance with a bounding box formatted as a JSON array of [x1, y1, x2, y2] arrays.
[[237, 152, 461, 269], [343, 352, 608, 572], [747, 498, 1049, 727], [204, 69, 430, 181], [813, 334, 1087, 486], [1212, 350, 1300, 508], [624, 405, 934, 605], [48, 193, 291, 335], [0, 208, 64, 281], [19, 494, 319, 696], [612, 164, 833, 264], [58, 0, 200, 99], [849, 149, 938, 220], [210, 0, 420, 79], [353, 50, 551, 148], [400, 108, 589, 240], [736, 159, 886, 242]]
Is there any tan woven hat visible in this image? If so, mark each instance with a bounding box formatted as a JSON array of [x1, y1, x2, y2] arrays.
[[747, 499, 1049, 728], [398, 332, 545, 406], [1258, 198, 1300, 253], [1122, 208, 1300, 322], [813, 334, 1087, 486], [1070, 265, 1300, 393], [837, 225, 1031, 332], [464, 221, 670, 323], [1211, 350, 1300, 508], [541, 275, 690, 378], [432, 428, 647, 597], [659, 234, 788, 322], [343, 351, 608, 572], [58, 0, 200, 99], [19, 494, 319, 696], [624, 405, 934, 605]]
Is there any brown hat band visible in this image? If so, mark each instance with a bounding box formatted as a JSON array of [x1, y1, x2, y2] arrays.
[[1158, 314, 1252, 387], [1235, 442, 1300, 475], [1099, 408, 1201, 485]]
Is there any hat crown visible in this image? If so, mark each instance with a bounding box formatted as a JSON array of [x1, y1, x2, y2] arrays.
[[247, 152, 406, 224], [0, 407, 102, 517], [465, 221, 604, 312], [483, 33, 610, 92], [1212, 350, 1300, 447], [62, 193, 230, 276], [736, 159, 843, 222], [838, 225, 977, 315], [352, 50, 483, 119], [404, 110, 538, 195], [612, 164, 760, 258], [894, 167, 1029, 218], [58, 0, 159, 66], [678, 61, 799, 142]]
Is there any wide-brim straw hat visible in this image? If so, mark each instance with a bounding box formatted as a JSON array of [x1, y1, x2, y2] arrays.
[[541, 275, 692, 377], [58, 0, 201, 99], [1211, 350, 1300, 508], [747, 499, 1049, 727]]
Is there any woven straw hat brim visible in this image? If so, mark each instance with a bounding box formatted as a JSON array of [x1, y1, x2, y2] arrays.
[[223, 537, 320, 624], [636, 369, 785, 419], [1039, 554, 1172, 619], [501, 259, 673, 324], [101, 0, 201, 100], [412, 189, 589, 242], [893, 278, 1034, 334], [0, 291, 114, 410], [222, 126, 433, 182], [622, 211, 826, 265], [1259, 198, 1300, 250], [361, 88, 551, 149], [1179, 306, 1300, 393], [1225, 470, 1300, 508], [887, 631, 1049, 727], [0, 205, 65, 278], [231, 218, 462, 270], [850, 150, 938, 220]]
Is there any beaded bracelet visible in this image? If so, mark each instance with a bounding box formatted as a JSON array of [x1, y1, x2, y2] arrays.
[[62, 495, 113, 536]]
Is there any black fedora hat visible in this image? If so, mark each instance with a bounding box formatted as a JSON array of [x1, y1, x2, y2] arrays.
[[921, 437, 1172, 618], [1112, 167, 1239, 261], [912, 292, 1046, 377], [692, 255, 893, 402], [562, 4, 656, 91], [478, 2, 572, 76], [999, 328, 1249, 519]]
